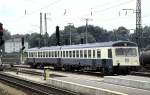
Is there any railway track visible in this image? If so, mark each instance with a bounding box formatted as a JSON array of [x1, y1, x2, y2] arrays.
[[0, 72, 78, 95]]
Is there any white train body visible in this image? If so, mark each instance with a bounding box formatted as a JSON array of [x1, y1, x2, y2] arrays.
[[25, 41, 140, 74]]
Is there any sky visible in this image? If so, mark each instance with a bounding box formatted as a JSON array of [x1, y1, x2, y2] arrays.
[[0, 0, 150, 35]]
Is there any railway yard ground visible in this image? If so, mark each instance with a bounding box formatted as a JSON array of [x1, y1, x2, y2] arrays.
[[0, 66, 149, 95]]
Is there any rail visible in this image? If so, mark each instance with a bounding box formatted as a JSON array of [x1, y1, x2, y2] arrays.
[[0, 72, 78, 95]]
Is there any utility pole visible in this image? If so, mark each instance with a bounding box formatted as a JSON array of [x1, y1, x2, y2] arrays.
[[68, 23, 73, 45], [44, 13, 47, 34], [136, 0, 142, 49], [44, 13, 48, 46], [120, 0, 142, 48], [39, 12, 43, 48], [82, 18, 93, 44]]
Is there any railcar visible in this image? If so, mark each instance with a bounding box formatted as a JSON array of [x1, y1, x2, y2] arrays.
[[25, 41, 140, 74]]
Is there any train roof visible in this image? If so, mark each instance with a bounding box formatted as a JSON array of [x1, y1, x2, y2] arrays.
[[61, 41, 137, 49], [26, 41, 137, 51]]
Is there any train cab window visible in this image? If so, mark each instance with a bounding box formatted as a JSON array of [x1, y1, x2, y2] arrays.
[[73, 50, 76, 57], [88, 50, 91, 58], [69, 51, 72, 57], [108, 49, 112, 58], [76, 50, 79, 58], [97, 49, 101, 58], [93, 50, 95, 58], [84, 50, 87, 58], [80, 50, 83, 58]]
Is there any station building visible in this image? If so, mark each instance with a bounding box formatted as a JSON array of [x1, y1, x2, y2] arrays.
[[4, 38, 28, 53]]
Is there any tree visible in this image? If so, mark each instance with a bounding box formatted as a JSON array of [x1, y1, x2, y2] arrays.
[[3, 29, 11, 40], [113, 26, 130, 41]]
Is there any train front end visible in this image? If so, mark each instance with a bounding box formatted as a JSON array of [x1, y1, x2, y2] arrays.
[[112, 42, 140, 73]]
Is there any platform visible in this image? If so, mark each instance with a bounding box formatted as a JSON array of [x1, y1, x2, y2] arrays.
[[104, 75, 150, 90], [3, 71, 150, 95]]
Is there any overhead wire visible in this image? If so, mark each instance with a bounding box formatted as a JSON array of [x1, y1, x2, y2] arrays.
[[83, 0, 135, 17], [9, 0, 63, 25]]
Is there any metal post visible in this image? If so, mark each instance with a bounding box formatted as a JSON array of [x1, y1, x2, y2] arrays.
[[82, 18, 92, 44], [85, 19, 88, 44], [136, 0, 142, 49], [68, 23, 73, 45], [39, 12, 43, 48], [44, 13, 47, 34]]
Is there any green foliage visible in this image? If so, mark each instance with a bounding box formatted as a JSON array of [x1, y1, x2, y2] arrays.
[[5, 25, 150, 49]]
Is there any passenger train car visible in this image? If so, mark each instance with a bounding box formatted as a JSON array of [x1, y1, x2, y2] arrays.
[[25, 41, 140, 74]]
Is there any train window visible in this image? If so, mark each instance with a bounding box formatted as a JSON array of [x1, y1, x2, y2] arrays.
[[57, 51, 59, 57], [115, 48, 124, 56], [46, 52, 48, 57], [69, 51, 72, 57], [84, 50, 87, 58], [80, 50, 83, 58], [63, 51, 65, 57], [73, 50, 76, 57], [126, 48, 137, 56], [97, 49, 101, 58], [93, 50, 95, 58], [88, 50, 91, 58], [36, 52, 38, 57], [76, 50, 79, 58], [55, 51, 57, 57], [38, 52, 40, 57], [32, 53, 34, 57], [41, 52, 42, 57], [43, 52, 46, 57], [115, 48, 137, 56], [53, 51, 55, 57], [31, 52, 33, 57], [34, 52, 36, 57], [108, 49, 112, 58], [51, 51, 54, 57], [29, 52, 31, 57], [49, 51, 51, 57], [40, 52, 42, 57], [66, 51, 68, 57], [61, 51, 63, 57]]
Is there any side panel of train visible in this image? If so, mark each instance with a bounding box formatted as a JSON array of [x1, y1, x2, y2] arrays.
[[26, 47, 113, 72], [25, 41, 140, 74]]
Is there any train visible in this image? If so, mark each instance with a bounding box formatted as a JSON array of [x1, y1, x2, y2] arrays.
[[24, 41, 140, 75], [140, 49, 150, 67]]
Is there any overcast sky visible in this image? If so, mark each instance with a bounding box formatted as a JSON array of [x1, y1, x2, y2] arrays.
[[0, 0, 149, 35]]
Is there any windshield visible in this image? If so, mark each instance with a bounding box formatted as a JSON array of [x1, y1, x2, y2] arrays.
[[115, 48, 137, 56]]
